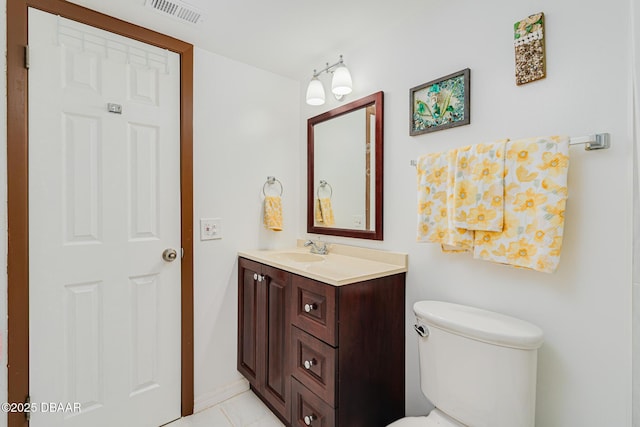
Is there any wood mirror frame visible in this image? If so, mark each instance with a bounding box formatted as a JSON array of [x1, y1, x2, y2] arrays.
[[307, 91, 383, 240]]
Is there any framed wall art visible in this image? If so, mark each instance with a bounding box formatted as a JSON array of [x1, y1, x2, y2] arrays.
[[514, 12, 546, 85], [410, 68, 470, 136]]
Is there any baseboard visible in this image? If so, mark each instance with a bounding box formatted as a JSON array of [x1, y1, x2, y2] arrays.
[[193, 378, 250, 413]]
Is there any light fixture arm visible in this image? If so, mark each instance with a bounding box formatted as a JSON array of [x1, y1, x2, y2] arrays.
[[312, 55, 345, 78]]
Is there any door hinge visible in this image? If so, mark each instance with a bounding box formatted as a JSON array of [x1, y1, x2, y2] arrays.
[[25, 394, 30, 421], [181, 248, 184, 259]]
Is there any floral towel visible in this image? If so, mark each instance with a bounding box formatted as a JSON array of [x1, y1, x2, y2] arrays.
[[473, 136, 569, 273], [315, 199, 324, 224], [316, 198, 335, 226], [453, 140, 507, 231], [263, 195, 283, 231], [417, 150, 473, 251]]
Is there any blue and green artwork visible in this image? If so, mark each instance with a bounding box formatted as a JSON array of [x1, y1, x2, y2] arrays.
[[411, 69, 470, 135]]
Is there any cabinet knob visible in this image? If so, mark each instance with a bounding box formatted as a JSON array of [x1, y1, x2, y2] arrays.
[[304, 414, 316, 425], [253, 273, 258, 280], [303, 358, 316, 370], [304, 303, 317, 313]]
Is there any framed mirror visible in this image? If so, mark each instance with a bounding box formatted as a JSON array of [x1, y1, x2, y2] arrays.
[[307, 91, 383, 240]]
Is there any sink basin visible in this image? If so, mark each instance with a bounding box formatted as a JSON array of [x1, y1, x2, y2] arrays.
[[305, 262, 362, 277], [272, 252, 324, 263]]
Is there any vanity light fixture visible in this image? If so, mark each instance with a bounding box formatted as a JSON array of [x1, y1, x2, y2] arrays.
[[305, 55, 353, 106]]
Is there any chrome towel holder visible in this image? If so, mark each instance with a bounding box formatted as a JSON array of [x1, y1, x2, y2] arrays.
[[317, 180, 333, 199], [263, 176, 283, 197]]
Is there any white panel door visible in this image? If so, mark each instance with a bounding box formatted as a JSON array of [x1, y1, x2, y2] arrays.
[[28, 8, 182, 427]]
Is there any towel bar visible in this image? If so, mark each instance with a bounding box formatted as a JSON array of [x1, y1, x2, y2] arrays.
[[410, 133, 611, 166], [568, 133, 610, 150]]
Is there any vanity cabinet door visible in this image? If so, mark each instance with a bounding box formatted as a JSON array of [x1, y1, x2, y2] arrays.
[[237, 258, 291, 424], [262, 264, 292, 422], [237, 258, 262, 387]]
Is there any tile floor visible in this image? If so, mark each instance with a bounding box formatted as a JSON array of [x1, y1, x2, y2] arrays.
[[166, 390, 285, 427]]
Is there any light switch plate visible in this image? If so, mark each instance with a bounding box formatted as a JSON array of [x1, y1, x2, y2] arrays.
[[200, 218, 222, 240]]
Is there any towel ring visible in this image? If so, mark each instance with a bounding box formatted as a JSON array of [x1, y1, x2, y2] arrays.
[[263, 176, 283, 197], [317, 180, 333, 199]]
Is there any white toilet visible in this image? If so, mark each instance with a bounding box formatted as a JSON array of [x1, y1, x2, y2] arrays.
[[389, 300, 544, 427]]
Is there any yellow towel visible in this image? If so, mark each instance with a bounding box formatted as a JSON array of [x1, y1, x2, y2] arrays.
[[473, 136, 569, 273], [416, 149, 473, 251], [317, 198, 335, 226], [443, 148, 474, 252], [263, 196, 283, 231], [453, 140, 508, 231], [315, 199, 324, 223]]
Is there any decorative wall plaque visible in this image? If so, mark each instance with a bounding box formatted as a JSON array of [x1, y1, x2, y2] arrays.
[[514, 12, 546, 85]]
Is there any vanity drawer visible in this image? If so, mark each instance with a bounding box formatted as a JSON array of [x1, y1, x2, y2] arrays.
[[291, 378, 335, 427], [291, 275, 337, 346], [291, 326, 336, 406]]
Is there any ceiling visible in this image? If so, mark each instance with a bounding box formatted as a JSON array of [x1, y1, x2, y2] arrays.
[[66, 0, 423, 80]]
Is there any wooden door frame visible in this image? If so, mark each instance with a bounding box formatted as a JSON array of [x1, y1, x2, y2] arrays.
[[6, 0, 194, 425]]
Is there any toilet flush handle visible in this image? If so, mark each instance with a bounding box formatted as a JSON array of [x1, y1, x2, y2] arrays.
[[414, 324, 429, 338]]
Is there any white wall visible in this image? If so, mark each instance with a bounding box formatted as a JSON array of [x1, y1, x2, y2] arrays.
[[631, 0, 640, 423], [192, 48, 300, 409], [300, 1, 633, 426]]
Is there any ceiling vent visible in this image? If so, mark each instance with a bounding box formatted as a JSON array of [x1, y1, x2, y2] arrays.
[[145, 0, 204, 25]]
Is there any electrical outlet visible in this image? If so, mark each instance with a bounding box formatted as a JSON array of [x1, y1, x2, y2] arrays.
[[200, 218, 222, 240]]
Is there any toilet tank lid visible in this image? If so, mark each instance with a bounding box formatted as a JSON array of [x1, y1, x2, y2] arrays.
[[413, 301, 544, 350]]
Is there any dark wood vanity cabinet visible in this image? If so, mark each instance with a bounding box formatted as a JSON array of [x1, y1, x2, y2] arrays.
[[238, 256, 406, 427]]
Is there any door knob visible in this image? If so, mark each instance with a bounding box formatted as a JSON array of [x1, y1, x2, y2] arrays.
[[304, 414, 316, 425], [162, 248, 178, 262]]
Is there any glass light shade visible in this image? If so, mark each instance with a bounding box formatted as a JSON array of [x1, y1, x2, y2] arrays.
[[331, 64, 352, 96], [306, 77, 325, 106]]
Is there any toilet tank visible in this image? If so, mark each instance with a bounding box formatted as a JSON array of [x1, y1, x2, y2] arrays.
[[413, 301, 544, 427]]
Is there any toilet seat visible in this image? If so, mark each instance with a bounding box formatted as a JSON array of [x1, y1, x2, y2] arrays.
[[387, 409, 466, 427]]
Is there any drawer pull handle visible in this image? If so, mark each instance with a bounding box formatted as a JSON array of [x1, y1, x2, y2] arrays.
[[304, 414, 316, 425], [303, 358, 316, 370], [304, 303, 317, 313]]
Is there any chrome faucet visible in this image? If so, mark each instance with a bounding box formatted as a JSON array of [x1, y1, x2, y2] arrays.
[[304, 239, 328, 255]]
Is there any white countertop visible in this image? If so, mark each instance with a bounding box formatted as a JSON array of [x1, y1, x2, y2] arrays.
[[238, 240, 408, 286]]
